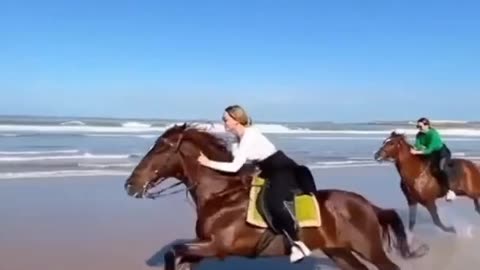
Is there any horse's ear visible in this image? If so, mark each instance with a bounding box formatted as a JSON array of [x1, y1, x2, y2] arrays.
[[391, 129, 406, 136], [181, 122, 188, 129]]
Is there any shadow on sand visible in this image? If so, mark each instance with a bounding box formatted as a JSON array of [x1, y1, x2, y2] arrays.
[[146, 239, 336, 270]]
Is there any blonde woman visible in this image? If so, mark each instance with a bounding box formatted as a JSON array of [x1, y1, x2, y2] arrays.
[[198, 105, 313, 263]]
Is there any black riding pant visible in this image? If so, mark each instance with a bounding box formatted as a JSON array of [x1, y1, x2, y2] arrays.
[[258, 150, 299, 241], [429, 144, 452, 190]]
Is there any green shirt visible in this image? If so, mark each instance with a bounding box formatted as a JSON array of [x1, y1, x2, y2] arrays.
[[414, 128, 444, 154]]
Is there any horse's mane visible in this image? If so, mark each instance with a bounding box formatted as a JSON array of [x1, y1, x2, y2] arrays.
[[388, 131, 411, 147], [162, 124, 248, 195], [162, 123, 233, 162]]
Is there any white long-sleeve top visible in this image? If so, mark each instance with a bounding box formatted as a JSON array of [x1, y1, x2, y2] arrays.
[[205, 126, 277, 172]]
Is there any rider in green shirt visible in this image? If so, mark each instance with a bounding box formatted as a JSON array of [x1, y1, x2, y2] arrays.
[[414, 128, 444, 154], [410, 117, 455, 201]]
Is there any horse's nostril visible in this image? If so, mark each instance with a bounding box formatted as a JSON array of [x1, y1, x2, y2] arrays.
[[124, 182, 132, 191]]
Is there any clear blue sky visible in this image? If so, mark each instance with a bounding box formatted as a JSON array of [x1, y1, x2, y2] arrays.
[[2, 0, 479, 122]]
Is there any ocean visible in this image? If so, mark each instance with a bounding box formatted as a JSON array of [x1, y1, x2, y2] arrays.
[[2, 115, 480, 180]]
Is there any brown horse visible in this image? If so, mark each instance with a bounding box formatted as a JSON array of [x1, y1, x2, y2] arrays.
[[374, 131, 480, 233], [124, 124, 426, 270]]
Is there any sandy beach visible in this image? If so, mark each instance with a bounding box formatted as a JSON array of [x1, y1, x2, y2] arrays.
[[1, 166, 480, 270]]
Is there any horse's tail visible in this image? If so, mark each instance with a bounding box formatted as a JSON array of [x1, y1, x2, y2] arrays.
[[375, 207, 428, 259]]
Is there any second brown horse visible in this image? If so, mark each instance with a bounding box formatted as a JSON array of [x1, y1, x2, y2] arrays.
[[375, 131, 480, 233]]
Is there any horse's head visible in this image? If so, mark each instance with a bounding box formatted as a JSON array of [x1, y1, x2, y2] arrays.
[[374, 130, 409, 162], [124, 123, 232, 198]]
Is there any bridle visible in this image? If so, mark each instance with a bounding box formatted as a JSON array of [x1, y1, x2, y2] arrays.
[[376, 136, 399, 163], [139, 133, 197, 200]]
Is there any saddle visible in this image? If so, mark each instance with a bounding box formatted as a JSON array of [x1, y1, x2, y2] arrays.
[[245, 166, 321, 232]]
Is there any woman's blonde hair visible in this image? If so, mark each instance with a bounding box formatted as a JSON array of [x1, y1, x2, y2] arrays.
[[225, 105, 252, 127]]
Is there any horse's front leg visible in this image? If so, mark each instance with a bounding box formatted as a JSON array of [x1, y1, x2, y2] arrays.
[[473, 198, 480, 215], [164, 239, 218, 270], [400, 181, 418, 231]]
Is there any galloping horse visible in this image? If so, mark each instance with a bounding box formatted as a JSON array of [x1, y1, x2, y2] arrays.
[[374, 131, 480, 233], [124, 124, 426, 270]]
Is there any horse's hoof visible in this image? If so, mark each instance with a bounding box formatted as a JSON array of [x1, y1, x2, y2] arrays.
[[446, 227, 456, 233], [410, 243, 429, 258], [406, 230, 414, 245]]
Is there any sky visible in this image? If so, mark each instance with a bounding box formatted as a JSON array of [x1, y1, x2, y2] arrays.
[[1, 0, 479, 122]]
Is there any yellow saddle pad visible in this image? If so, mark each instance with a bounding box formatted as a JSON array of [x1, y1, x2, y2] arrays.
[[246, 176, 322, 228]]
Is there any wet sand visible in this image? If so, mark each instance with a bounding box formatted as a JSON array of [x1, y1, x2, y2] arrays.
[[1, 166, 480, 269]]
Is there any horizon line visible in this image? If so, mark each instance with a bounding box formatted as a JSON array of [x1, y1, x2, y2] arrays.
[[0, 113, 474, 125]]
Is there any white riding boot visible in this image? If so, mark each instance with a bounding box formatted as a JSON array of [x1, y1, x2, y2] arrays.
[[445, 190, 457, 201], [290, 241, 312, 263]]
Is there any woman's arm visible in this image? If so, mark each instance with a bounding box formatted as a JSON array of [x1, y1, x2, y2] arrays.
[[198, 134, 250, 173], [231, 142, 240, 157], [414, 133, 425, 150], [421, 131, 443, 154], [203, 151, 248, 172]]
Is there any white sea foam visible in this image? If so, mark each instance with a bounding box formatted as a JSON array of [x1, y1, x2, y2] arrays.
[[136, 135, 157, 138], [0, 149, 80, 155], [78, 162, 136, 168], [121, 121, 152, 128], [2, 123, 480, 136], [0, 133, 19, 137], [292, 136, 386, 140], [0, 153, 131, 162], [308, 160, 388, 169], [0, 170, 129, 179], [60, 120, 86, 126], [308, 164, 386, 170], [84, 134, 158, 138], [0, 124, 165, 134]]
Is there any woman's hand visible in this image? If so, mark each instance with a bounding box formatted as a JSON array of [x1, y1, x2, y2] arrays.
[[410, 148, 423, 155], [197, 152, 210, 166]]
